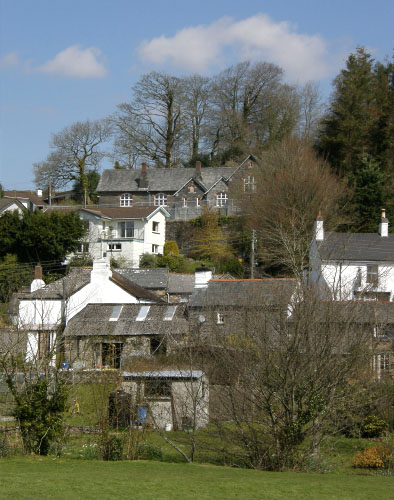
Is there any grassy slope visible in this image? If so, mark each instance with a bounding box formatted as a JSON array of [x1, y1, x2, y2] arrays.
[[0, 457, 391, 500]]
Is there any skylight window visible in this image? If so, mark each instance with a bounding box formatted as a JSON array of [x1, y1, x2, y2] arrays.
[[109, 305, 123, 322], [164, 305, 177, 321], [136, 305, 150, 321]]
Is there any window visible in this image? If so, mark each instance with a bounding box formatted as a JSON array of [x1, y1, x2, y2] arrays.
[[243, 176, 256, 192], [374, 352, 391, 379], [196, 197, 201, 207], [109, 305, 123, 321], [152, 244, 159, 254], [183, 197, 187, 208], [366, 265, 379, 287], [78, 242, 89, 253], [217, 312, 224, 324], [152, 221, 159, 233], [120, 221, 134, 238], [216, 192, 228, 207], [145, 379, 171, 398], [101, 342, 123, 369], [188, 184, 196, 193], [154, 193, 167, 206], [164, 305, 177, 321], [108, 243, 122, 251], [136, 305, 150, 321], [150, 336, 167, 356], [120, 193, 133, 207]]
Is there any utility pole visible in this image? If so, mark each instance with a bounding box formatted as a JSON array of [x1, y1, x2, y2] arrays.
[[250, 229, 256, 279]]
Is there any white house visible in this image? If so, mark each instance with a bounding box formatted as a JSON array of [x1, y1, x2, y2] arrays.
[[309, 210, 394, 301], [77, 206, 170, 267], [16, 260, 161, 362]]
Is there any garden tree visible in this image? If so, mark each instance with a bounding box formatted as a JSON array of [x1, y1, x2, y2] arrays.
[[241, 138, 348, 276], [202, 285, 371, 470], [114, 72, 184, 168], [316, 47, 384, 175], [0, 254, 33, 303], [0, 210, 85, 264], [348, 154, 386, 232], [191, 207, 235, 268], [34, 119, 112, 203]]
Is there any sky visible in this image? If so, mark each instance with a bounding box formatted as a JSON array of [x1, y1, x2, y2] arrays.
[[0, 0, 393, 190]]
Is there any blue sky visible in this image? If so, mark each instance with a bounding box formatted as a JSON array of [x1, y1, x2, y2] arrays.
[[1, 0, 393, 190]]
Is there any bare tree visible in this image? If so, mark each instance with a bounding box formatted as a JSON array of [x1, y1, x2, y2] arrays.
[[34, 119, 112, 202], [240, 138, 349, 276], [114, 72, 184, 168], [297, 81, 325, 141]]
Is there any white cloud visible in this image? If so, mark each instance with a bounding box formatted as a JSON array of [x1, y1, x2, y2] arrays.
[[138, 14, 335, 82], [0, 51, 19, 69], [38, 45, 107, 78]]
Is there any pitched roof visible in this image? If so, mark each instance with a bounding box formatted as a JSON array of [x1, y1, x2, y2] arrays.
[[0, 198, 26, 212], [64, 303, 188, 337], [167, 273, 195, 294], [21, 268, 91, 299], [97, 166, 236, 193], [80, 206, 166, 219], [189, 278, 297, 307], [116, 268, 169, 290], [317, 232, 394, 262], [111, 270, 163, 302], [3, 190, 47, 206], [122, 370, 204, 379]]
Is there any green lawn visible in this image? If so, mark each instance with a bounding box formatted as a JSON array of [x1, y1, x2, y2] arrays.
[[0, 457, 391, 500]]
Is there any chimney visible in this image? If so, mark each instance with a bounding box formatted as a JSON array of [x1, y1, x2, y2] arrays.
[[36, 189, 43, 197], [195, 161, 202, 177], [194, 264, 212, 289], [139, 162, 148, 189], [379, 208, 389, 237], [90, 259, 112, 284], [30, 264, 45, 292], [314, 210, 324, 241]]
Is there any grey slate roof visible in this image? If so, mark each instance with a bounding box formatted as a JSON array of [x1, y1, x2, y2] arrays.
[[64, 303, 188, 337], [318, 233, 394, 262], [116, 268, 169, 290], [22, 268, 91, 300], [189, 279, 297, 308], [0, 198, 27, 212], [167, 274, 195, 295], [122, 370, 204, 379], [80, 206, 161, 219], [97, 167, 236, 194]]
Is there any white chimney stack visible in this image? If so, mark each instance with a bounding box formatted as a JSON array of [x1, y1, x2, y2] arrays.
[[194, 265, 212, 289], [379, 208, 389, 237], [36, 189, 43, 197], [314, 211, 324, 241], [30, 264, 45, 292]]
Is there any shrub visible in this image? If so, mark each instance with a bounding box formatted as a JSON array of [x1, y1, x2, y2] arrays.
[[353, 445, 392, 469], [140, 253, 158, 268], [156, 254, 185, 272], [136, 443, 163, 461], [0, 433, 10, 457], [101, 435, 123, 461], [361, 415, 388, 438], [164, 241, 179, 256]]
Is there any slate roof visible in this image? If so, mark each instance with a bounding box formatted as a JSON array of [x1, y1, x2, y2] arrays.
[[0, 198, 26, 212], [64, 303, 188, 337], [122, 370, 204, 379], [167, 274, 195, 295], [21, 268, 91, 300], [116, 268, 169, 290], [317, 233, 394, 262], [97, 167, 236, 194], [189, 279, 297, 308]]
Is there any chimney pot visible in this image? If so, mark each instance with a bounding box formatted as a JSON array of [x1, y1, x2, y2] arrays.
[[379, 208, 389, 237]]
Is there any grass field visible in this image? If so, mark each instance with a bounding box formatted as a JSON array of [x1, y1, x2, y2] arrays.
[[0, 457, 392, 500]]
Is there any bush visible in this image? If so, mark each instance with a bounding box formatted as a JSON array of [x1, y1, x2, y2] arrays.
[[353, 445, 392, 469], [136, 443, 163, 461], [101, 435, 123, 461], [361, 415, 388, 438], [164, 241, 179, 256], [156, 254, 185, 272], [0, 433, 10, 457], [140, 253, 158, 268]]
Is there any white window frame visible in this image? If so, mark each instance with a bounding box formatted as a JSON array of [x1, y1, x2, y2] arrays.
[[152, 244, 159, 254], [152, 221, 160, 233], [366, 265, 379, 287], [120, 221, 134, 238], [243, 176, 256, 192], [196, 197, 201, 207], [217, 312, 224, 324], [154, 193, 167, 206], [120, 193, 133, 207], [216, 192, 228, 207], [108, 243, 122, 251], [183, 197, 187, 208]]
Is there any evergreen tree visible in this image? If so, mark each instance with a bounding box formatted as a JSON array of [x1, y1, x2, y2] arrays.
[[316, 47, 375, 174]]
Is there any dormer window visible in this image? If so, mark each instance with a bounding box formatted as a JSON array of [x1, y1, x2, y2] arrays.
[[216, 192, 228, 207], [120, 193, 133, 207], [154, 193, 167, 206]]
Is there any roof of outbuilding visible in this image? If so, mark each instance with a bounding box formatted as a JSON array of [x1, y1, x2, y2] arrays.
[[3, 191, 47, 206], [317, 232, 394, 262], [80, 206, 164, 219], [97, 167, 236, 193], [167, 273, 195, 294], [0, 198, 26, 212], [122, 370, 204, 379], [64, 303, 188, 337], [188, 278, 298, 307], [116, 268, 169, 290]]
